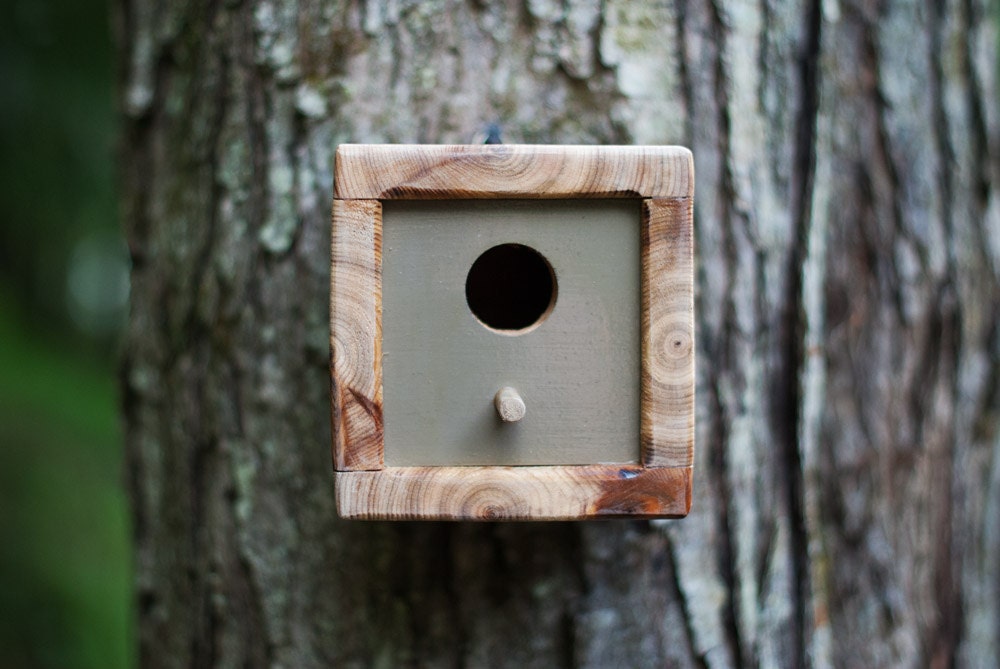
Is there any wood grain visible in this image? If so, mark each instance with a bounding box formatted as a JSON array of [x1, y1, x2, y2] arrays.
[[331, 199, 384, 471], [335, 144, 694, 200], [336, 465, 692, 520], [641, 198, 695, 467], [332, 147, 696, 516]]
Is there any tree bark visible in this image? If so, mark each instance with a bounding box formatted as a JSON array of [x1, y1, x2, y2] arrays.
[[118, 0, 999, 666]]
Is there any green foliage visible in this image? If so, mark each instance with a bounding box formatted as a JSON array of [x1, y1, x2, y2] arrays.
[[0, 0, 132, 666], [0, 298, 132, 669], [0, 0, 120, 331]]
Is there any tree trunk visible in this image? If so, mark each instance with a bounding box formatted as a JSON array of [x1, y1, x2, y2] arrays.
[[118, 0, 999, 666]]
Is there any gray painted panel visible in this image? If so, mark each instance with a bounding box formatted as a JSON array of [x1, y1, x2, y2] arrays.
[[381, 200, 640, 466]]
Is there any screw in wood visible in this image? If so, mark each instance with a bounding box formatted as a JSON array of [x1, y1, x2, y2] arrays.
[[494, 386, 526, 423]]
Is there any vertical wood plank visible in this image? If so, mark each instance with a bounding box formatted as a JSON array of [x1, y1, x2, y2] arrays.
[[331, 199, 383, 470], [641, 197, 695, 467]]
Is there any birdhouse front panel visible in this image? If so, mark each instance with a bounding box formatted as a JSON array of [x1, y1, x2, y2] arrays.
[[381, 199, 640, 467], [331, 144, 694, 520]]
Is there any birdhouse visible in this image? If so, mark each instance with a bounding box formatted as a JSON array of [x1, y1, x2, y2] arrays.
[[331, 144, 694, 520]]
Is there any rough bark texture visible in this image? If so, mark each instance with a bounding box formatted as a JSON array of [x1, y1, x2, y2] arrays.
[[118, 0, 999, 666]]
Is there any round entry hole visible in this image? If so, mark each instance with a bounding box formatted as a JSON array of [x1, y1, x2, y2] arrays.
[[465, 243, 557, 334]]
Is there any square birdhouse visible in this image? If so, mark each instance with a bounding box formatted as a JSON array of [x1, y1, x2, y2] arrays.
[[331, 144, 694, 520]]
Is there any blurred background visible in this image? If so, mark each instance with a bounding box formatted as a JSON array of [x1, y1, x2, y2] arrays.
[[0, 0, 133, 666]]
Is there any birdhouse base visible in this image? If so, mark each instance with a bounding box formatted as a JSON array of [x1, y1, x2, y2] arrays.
[[335, 466, 692, 520]]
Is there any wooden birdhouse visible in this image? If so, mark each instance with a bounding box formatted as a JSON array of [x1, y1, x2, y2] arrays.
[[330, 144, 694, 520]]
